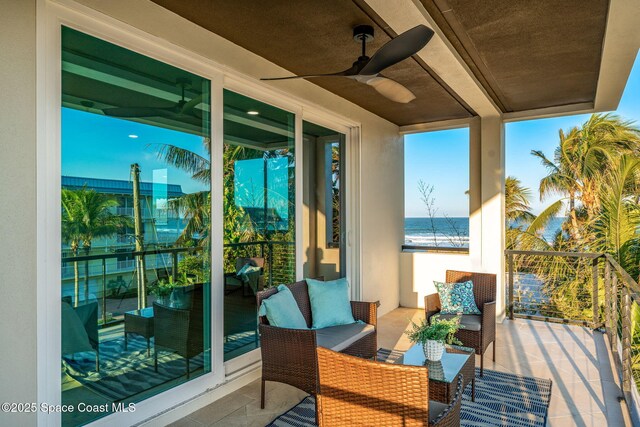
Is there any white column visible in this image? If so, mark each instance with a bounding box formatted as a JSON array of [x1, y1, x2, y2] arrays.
[[479, 116, 506, 320], [468, 118, 482, 265]]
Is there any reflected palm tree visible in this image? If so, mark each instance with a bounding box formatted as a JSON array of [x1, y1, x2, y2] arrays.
[[62, 187, 131, 305], [153, 139, 295, 275]]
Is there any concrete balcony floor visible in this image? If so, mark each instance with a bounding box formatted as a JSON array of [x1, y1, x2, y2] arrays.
[[169, 308, 630, 427]]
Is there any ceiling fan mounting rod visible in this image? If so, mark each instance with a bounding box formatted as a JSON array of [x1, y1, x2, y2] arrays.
[[353, 24, 374, 60]]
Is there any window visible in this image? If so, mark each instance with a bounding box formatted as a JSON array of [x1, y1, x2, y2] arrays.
[[61, 27, 211, 425], [302, 121, 346, 280], [326, 140, 343, 248], [404, 128, 470, 249]]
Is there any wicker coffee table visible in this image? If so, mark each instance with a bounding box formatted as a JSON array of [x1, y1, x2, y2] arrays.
[[401, 343, 475, 403]]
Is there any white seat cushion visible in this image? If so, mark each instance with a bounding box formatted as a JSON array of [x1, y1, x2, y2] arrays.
[[315, 322, 375, 352]]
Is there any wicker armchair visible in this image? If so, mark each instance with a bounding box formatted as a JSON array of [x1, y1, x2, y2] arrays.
[[225, 257, 265, 296], [61, 299, 100, 372], [154, 283, 204, 379], [425, 270, 496, 376], [257, 280, 377, 409], [316, 347, 463, 426]]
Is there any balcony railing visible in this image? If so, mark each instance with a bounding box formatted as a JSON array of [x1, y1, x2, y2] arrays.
[[506, 249, 640, 421], [61, 240, 295, 326]]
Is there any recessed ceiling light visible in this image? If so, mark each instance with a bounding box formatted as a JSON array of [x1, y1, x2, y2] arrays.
[[128, 134, 139, 139], [247, 110, 259, 115]]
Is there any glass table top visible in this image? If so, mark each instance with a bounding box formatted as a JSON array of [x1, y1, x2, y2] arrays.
[[126, 307, 154, 318], [402, 344, 473, 383]]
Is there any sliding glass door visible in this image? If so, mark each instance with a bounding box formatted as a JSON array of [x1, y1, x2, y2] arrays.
[[60, 27, 212, 425], [222, 90, 296, 360], [56, 23, 352, 426]]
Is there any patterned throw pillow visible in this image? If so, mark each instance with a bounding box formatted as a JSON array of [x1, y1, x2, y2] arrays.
[[434, 280, 481, 315]]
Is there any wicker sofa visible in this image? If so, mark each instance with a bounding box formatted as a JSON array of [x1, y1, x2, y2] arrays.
[[256, 279, 378, 408], [425, 270, 497, 376]]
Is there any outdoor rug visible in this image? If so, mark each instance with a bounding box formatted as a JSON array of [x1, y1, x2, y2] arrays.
[[267, 349, 552, 427], [62, 336, 205, 401]]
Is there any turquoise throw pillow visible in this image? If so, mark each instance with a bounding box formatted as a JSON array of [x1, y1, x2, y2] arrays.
[[237, 264, 261, 283], [307, 277, 355, 329], [434, 280, 481, 315], [257, 285, 308, 329]]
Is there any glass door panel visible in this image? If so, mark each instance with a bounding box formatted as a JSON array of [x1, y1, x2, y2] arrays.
[[222, 90, 296, 360], [302, 121, 346, 280], [61, 27, 212, 425]]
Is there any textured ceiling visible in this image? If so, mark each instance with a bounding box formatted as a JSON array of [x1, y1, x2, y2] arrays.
[[150, 0, 474, 126], [421, 0, 610, 112]]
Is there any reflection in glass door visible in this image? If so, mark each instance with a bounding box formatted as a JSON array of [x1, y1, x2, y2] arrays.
[[222, 90, 296, 360], [60, 27, 211, 426], [303, 121, 346, 280]]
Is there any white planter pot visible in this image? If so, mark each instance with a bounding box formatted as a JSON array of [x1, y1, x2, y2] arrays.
[[423, 340, 445, 361]]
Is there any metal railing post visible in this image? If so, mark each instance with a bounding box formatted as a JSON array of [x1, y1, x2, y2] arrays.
[[101, 258, 107, 326], [604, 260, 611, 335], [622, 285, 632, 393], [612, 274, 619, 352], [508, 252, 514, 320], [592, 257, 599, 327], [268, 242, 274, 287], [172, 251, 178, 281]]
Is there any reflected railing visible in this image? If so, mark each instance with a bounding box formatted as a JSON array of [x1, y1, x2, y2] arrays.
[[61, 240, 295, 326], [223, 240, 295, 287], [506, 249, 640, 422]]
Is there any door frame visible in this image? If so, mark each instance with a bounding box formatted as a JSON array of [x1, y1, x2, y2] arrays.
[[301, 112, 362, 300]]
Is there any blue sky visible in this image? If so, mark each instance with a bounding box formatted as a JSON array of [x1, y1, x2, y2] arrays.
[[62, 108, 210, 195], [62, 108, 291, 217], [405, 51, 640, 217], [405, 128, 470, 217]]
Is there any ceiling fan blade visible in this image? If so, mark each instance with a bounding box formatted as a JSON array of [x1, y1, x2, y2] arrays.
[[104, 105, 200, 121], [261, 66, 357, 81], [365, 76, 416, 103], [181, 94, 203, 113], [359, 25, 434, 76], [102, 107, 170, 118]]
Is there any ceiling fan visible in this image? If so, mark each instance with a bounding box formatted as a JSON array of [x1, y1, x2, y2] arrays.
[[261, 24, 434, 103], [102, 77, 202, 119]]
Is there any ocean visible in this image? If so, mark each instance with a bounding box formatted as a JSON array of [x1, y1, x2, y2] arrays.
[[404, 217, 566, 247]]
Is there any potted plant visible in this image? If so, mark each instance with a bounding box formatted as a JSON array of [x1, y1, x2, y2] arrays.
[[150, 272, 195, 308], [405, 315, 463, 361]]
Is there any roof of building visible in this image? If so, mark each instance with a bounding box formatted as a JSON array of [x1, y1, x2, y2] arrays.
[[62, 176, 185, 198]]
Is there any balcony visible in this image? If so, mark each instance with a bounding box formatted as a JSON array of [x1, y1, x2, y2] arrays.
[[155, 250, 638, 426], [169, 308, 628, 426]]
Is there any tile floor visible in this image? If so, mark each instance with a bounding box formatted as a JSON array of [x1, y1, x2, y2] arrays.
[[169, 308, 631, 427]]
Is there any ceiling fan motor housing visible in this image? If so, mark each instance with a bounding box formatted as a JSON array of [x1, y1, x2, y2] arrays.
[[353, 25, 374, 43]]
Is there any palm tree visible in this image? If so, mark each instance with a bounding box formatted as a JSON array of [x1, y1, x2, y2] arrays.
[[62, 190, 84, 307], [592, 155, 640, 276], [61, 188, 130, 304], [532, 113, 640, 243], [505, 176, 535, 224]]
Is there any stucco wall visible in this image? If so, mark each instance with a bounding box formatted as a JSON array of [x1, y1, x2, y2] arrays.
[[0, 0, 38, 425]]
